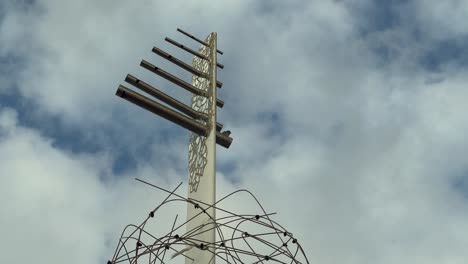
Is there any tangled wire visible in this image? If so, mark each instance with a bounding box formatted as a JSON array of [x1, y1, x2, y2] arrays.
[[108, 179, 309, 264]]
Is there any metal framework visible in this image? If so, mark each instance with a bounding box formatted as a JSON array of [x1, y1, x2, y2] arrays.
[[115, 29, 232, 148], [108, 179, 310, 264]]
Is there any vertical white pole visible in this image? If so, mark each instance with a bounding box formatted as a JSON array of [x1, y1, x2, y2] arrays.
[[186, 32, 217, 264]]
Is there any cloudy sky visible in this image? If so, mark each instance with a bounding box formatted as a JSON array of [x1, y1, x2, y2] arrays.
[[2, 0, 468, 263]]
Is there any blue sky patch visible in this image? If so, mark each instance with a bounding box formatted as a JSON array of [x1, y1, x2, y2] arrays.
[[452, 174, 468, 200], [420, 37, 468, 72]]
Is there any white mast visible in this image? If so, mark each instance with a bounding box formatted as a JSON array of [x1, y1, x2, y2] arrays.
[[186, 32, 218, 264]]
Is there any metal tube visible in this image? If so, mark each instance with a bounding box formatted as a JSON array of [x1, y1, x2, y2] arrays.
[[115, 85, 208, 137], [125, 74, 224, 128], [177, 28, 224, 55], [152, 47, 223, 88], [125, 74, 207, 120], [217, 98, 224, 108], [141, 60, 225, 108], [152, 47, 208, 78], [216, 131, 233, 148], [140, 60, 207, 97], [165, 37, 208, 60], [165, 37, 224, 69]]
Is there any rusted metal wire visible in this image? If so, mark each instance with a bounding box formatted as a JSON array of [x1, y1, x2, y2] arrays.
[[108, 179, 309, 264]]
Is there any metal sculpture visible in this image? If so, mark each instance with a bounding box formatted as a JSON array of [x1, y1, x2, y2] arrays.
[[108, 179, 310, 264], [111, 28, 308, 264]]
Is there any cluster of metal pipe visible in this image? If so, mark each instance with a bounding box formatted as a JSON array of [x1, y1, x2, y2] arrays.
[[115, 28, 232, 148]]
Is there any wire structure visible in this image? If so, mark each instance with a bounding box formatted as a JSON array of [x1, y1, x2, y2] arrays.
[[108, 179, 309, 264]]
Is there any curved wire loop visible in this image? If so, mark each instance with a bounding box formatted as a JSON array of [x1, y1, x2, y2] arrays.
[[108, 179, 309, 264]]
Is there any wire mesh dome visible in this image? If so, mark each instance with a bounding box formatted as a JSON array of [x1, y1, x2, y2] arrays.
[[108, 179, 309, 264]]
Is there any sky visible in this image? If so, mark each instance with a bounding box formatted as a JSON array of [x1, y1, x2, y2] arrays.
[[1, 0, 468, 263]]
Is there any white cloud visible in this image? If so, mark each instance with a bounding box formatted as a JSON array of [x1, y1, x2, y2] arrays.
[[0, 108, 107, 263], [0, 108, 195, 263], [411, 0, 468, 40]]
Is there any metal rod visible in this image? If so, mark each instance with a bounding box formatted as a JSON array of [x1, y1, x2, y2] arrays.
[[152, 47, 208, 78], [152, 47, 223, 88], [165, 37, 224, 69], [177, 28, 224, 55], [217, 98, 224, 108], [140, 60, 206, 97], [116, 85, 208, 137], [125, 74, 225, 129], [116, 85, 229, 148], [216, 131, 232, 148], [125, 74, 207, 120], [165, 37, 207, 60], [140, 60, 224, 107]]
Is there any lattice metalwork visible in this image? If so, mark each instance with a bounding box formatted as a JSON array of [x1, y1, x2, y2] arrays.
[[108, 179, 310, 264], [188, 33, 213, 193]]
